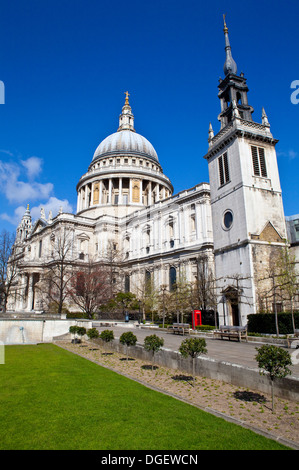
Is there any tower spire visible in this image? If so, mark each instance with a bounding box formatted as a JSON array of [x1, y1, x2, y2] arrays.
[[217, 16, 254, 128], [16, 204, 32, 243], [223, 14, 237, 76], [118, 91, 135, 132]]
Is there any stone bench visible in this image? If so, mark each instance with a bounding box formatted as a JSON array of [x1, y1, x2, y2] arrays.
[[167, 323, 190, 335], [214, 325, 248, 342]]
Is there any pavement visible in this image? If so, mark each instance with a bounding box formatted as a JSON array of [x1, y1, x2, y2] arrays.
[[93, 322, 299, 379]]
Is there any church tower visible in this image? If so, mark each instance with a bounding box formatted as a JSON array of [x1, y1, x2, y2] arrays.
[[204, 17, 287, 326], [16, 204, 32, 243]]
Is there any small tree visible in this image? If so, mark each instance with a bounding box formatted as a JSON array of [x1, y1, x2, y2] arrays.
[[144, 334, 164, 370], [99, 329, 114, 354], [179, 337, 207, 382], [119, 331, 137, 361], [76, 326, 86, 343], [87, 328, 100, 340], [69, 325, 78, 342], [255, 344, 292, 412]]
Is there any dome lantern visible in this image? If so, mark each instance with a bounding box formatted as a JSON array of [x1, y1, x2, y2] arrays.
[[117, 91, 135, 132]]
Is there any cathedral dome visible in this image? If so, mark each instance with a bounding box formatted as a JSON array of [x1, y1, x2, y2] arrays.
[[92, 129, 159, 162]]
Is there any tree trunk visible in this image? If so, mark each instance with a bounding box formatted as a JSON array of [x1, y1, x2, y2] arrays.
[[271, 380, 275, 413]]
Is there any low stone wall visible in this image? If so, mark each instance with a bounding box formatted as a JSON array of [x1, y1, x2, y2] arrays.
[[93, 338, 299, 402], [0, 319, 93, 344]]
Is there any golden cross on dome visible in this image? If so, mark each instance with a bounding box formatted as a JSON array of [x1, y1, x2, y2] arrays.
[[124, 91, 130, 105], [223, 13, 228, 32]]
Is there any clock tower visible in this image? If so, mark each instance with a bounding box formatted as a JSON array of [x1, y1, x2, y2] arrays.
[[204, 17, 287, 326]]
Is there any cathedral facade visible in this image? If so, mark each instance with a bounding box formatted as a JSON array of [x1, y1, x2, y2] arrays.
[[8, 21, 295, 326]]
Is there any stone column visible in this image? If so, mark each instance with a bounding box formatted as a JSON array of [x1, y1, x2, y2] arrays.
[[27, 273, 34, 311], [108, 179, 112, 204], [140, 179, 143, 204], [129, 179, 132, 203], [91, 183, 94, 206], [76, 191, 80, 213], [119, 178, 123, 204], [99, 180, 103, 204]]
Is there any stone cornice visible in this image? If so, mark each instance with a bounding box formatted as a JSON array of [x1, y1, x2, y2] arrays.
[[203, 118, 278, 160]]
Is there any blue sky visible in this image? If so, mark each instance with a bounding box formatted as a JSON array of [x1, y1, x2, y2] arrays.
[[0, 0, 298, 233]]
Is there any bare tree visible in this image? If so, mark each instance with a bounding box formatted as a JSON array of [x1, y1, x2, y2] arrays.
[[104, 240, 124, 298], [257, 246, 299, 335], [194, 254, 215, 310], [0, 230, 18, 312], [276, 245, 298, 332], [41, 227, 75, 313], [68, 260, 111, 318]]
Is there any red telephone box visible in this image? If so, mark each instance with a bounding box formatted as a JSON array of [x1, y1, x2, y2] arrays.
[[192, 310, 202, 329]]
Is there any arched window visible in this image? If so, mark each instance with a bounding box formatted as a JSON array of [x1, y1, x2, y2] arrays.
[[124, 274, 130, 293], [169, 267, 177, 291]]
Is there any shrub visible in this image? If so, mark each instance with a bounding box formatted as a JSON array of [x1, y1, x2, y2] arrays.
[[119, 332, 137, 361], [144, 335, 164, 370], [255, 344, 292, 411], [69, 325, 78, 335], [179, 337, 207, 381], [248, 313, 299, 335], [87, 328, 100, 340], [69, 325, 81, 343], [99, 330, 114, 343], [195, 325, 214, 331], [76, 327, 87, 340]]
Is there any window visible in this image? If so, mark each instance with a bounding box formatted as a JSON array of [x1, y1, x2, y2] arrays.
[[190, 214, 196, 232], [124, 275, 130, 293], [38, 240, 42, 258], [272, 302, 282, 313], [251, 146, 267, 177], [223, 210, 233, 230], [169, 267, 177, 291], [218, 152, 230, 186]]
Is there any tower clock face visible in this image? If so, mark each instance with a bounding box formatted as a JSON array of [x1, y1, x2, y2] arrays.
[[223, 210, 233, 230]]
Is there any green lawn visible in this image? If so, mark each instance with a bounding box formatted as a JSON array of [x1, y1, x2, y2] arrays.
[[0, 343, 289, 450]]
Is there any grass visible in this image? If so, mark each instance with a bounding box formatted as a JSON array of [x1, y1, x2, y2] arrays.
[[0, 343, 290, 450]]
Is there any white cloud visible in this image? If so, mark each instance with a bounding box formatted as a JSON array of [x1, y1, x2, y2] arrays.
[[1, 197, 73, 226], [0, 153, 73, 227], [277, 149, 298, 160], [30, 197, 73, 221], [288, 150, 298, 160], [8, 181, 54, 204], [21, 156, 43, 179], [0, 157, 53, 203], [0, 206, 27, 226]]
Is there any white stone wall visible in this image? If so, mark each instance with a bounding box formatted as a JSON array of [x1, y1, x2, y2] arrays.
[[0, 319, 92, 344]]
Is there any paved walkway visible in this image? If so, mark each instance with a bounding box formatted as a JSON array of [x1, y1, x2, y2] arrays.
[[94, 323, 299, 379]]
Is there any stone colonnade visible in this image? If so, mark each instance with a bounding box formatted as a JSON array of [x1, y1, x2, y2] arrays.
[[77, 177, 171, 212]]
